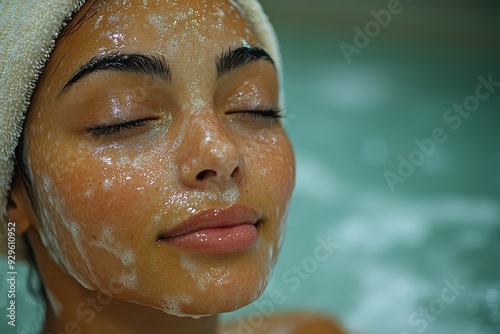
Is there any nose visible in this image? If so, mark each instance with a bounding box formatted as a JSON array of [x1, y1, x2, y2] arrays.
[[178, 114, 244, 189]]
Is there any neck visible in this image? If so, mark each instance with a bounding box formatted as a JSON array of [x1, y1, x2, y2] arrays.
[[28, 229, 218, 334], [42, 298, 218, 334]]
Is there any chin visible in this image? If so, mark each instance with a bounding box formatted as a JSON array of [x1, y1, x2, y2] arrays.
[[170, 282, 267, 317], [150, 258, 271, 317], [122, 277, 268, 318]]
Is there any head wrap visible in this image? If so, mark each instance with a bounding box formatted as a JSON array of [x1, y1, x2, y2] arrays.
[[0, 0, 281, 230]]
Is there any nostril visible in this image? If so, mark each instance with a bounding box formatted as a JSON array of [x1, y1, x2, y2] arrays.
[[195, 167, 240, 182], [196, 169, 216, 181], [231, 166, 240, 179]]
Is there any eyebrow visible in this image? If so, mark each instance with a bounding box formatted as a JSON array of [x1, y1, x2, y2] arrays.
[[60, 53, 172, 94], [216, 46, 274, 79], [60, 46, 274, 94]]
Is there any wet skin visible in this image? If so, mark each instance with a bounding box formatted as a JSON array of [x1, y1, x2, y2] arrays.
[[8, 0, 295, 331]]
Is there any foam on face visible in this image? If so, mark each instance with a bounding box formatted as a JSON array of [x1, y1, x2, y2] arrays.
[[161, 294, 212, 319], [90, 227, 137, 267], [32, 172, 97, 290], [22, 0, 293, 319]]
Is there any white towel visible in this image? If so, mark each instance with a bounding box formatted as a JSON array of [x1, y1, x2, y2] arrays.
[[0, 0, 282, 232]]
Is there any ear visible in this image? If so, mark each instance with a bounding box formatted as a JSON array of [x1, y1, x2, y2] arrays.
[[7, 174, 38, 235]]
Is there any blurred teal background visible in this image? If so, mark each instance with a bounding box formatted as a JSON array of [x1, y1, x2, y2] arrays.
[[2, 1, 499, 333], [222, 0, 500, 333]]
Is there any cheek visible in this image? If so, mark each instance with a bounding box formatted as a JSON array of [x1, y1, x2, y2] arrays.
[[58, 150, 158, 226], [240, 127, 295, 255], [28, 133, 170, 284], [242, 127, 295, 208], [35, 143, 158, 228]]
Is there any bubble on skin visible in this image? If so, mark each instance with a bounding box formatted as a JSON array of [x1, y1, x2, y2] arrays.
[[90, 227, 137, 267], [186, 250, 236, 293], [151, 0, 254, 66], [243, 129, 284, 183], [184, 237, 266, 301], [206, 267, 231, 288], [83, 189, 94, 198], [122, 250, 137, 266], [104, 31, 126, 46], [33, 175, 97, 290], [28, 122, 41, 137], [237, 127, 288, 187], [69, 222, 80, 236], [102, 178, 113, 190], [176, 11, 188, 21], [147, 13, 169, 33], [120, 272, 138, 289], [214, 5, 225, 19], [225, 81, 266, 116], [116, 155, 132, 169], [192, 96, 206, 111], [221, 183, 239, 202], [107, 13, 119, 23], [94, 15, 104, 29], [160, 290, 216, 319], [179, 256, 234, 294], [180, 254, 200, 280], [161, 294, 199, 318]]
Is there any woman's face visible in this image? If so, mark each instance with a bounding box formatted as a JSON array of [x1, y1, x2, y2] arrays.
[[25, 0, 294, 316]]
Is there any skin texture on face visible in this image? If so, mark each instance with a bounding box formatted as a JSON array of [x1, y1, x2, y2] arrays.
[[21, 0, 295, 319]]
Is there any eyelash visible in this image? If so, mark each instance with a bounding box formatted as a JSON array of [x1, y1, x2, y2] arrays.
[[88, 119, 150, 138], [88, 108, 283, 138], [230, 108, 284, 121]]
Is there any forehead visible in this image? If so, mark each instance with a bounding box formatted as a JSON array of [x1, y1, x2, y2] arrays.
[[41, 0, 258, 93], [67, 0, 253, 37]]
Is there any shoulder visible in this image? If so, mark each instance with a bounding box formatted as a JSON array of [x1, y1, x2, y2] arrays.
[[218, 311, 346, 334]]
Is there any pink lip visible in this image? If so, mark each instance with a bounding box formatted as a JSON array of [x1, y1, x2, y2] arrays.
[[158, 205, 261, 254]]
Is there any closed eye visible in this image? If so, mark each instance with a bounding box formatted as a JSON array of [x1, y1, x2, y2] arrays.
[[88, 119, 151, 138], [227, 108, 283, 121]]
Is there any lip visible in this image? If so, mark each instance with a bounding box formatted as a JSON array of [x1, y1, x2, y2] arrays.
[[158, 205, 261, 254]]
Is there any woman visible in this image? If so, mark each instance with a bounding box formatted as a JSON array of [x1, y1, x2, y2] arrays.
[[1, 1, 344, 333]]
